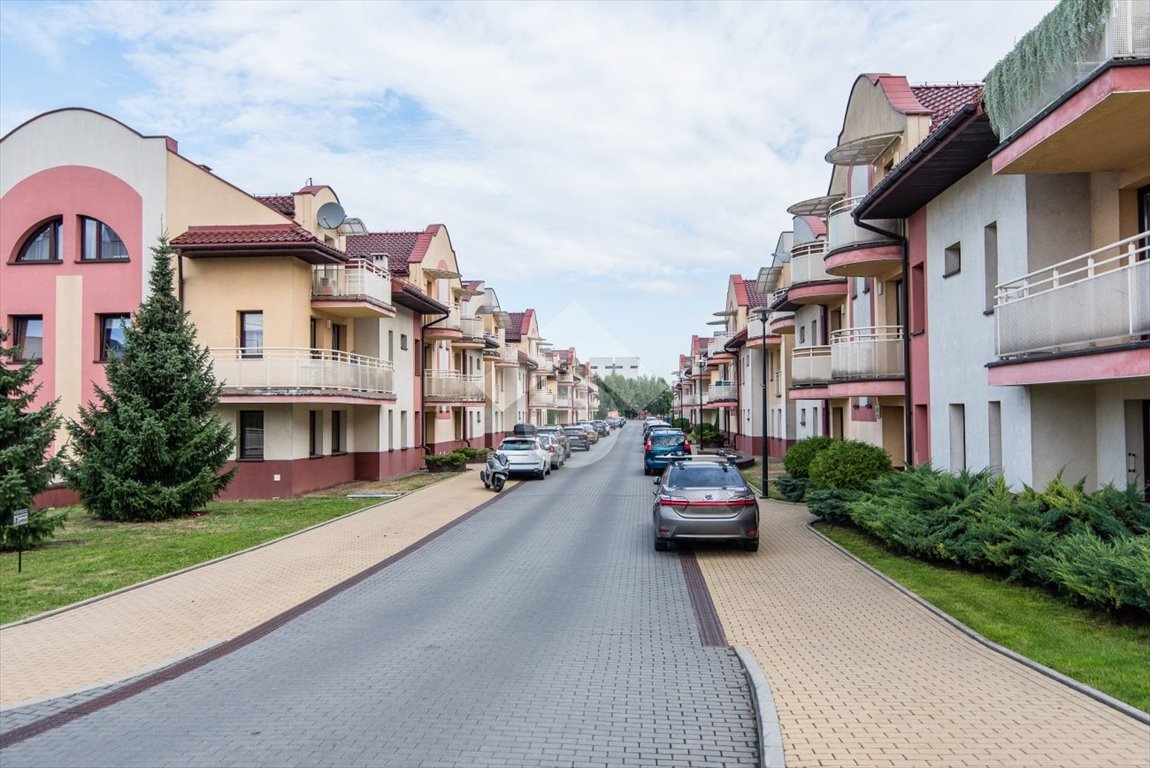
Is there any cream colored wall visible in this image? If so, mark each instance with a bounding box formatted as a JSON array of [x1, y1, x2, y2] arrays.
[[165, 154, 283, 236], [54, 277, 84, 434], [184, 257, 314, 349], [1030, 384, 1098, 489]]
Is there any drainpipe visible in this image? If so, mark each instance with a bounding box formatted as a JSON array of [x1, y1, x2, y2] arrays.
[[853, 215, 912, 468], [420, 310, 451, 454]]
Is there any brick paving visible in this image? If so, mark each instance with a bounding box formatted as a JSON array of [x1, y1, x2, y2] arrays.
[[698, 499, 1150, 768]]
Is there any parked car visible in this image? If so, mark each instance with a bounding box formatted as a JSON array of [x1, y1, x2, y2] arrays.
[[579, 423, 600, 444], [651, 456, 759, 552], [537, 433, 566, 470], [497, 436, 550, 478], [642, 420, 673, 443], [592, 419, 611, 437], [536, 426, 571, 459], [643, 428, 691, 474], [563, 425, 591, 451]]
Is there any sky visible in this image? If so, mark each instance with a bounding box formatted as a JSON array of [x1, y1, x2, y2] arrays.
[[0, 0, 1058, 382]]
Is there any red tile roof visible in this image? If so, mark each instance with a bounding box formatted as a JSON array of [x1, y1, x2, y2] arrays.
[[911, 84, 984, 133], [346, 232, 421, 275], [505, 312, 525, 342], [172, 224, 320, 246], [255, 195, 295, 217], [744, 276, 772, 309]]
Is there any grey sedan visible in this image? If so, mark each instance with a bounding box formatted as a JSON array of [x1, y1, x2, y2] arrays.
[[652, 457, 759, 552]]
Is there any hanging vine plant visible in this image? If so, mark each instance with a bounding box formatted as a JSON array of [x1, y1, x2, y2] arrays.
[[984, 0, 1114, 138]]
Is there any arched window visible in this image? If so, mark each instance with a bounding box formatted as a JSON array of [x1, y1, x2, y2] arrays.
[[15, 219, 63, 262], [80, 217, 129, 260]]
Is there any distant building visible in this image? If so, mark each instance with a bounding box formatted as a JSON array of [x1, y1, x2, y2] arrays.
[[588, 356, 641, 379]]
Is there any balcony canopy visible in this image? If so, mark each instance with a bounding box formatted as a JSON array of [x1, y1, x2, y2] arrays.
[[787, 194, 842, 218], [825, 131, 901, 166]]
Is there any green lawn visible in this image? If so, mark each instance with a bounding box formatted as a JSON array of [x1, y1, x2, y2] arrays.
[[0, 473, 450, 625], [815, 521, 1150, 713]]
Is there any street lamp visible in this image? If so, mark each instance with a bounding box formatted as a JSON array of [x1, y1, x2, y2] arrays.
[[695, 354, 706, 440], [751, 307, 770, 497]]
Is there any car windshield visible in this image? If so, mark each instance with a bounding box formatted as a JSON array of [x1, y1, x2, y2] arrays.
[[666, 465, 740, 489], [563, 428, 582, 435], [650, 432, 685, 447], [500, 439, 536, 450]]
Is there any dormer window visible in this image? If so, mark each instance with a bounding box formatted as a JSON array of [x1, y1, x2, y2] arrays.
[[15, 219, 63, 263], [80, 217, 128, 261]]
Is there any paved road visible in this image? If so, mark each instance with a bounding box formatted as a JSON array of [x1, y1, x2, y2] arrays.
[[0, 431, 759, 767]]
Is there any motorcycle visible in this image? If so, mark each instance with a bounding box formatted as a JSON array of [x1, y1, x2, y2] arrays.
[[481, 452, 510, 492]]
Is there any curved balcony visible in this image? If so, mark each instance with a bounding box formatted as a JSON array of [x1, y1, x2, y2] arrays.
[[424, 369, 485, 402], [791, 346, 831, 388], [532, 389, 556, 407], [782, 240, 848, 307], [707, 382, 738, 404], [451, 314, 487, 348], [769, 311, 795, 334], [424, 308, 463, 340], [825, 197, 904, 279], [213, 347, 395, 399]]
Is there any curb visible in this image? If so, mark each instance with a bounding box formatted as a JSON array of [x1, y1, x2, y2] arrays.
[[805, 520, 1150, 726], [734, 645, 786, 768]]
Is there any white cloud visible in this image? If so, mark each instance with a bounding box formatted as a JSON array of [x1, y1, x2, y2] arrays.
[[0, 0, 1057, 373]]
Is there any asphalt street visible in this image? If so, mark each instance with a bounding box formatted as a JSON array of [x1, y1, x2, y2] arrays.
[[0, 430, 759, 768]]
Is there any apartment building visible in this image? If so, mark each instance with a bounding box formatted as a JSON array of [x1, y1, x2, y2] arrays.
[[3, 108, 592, 501]]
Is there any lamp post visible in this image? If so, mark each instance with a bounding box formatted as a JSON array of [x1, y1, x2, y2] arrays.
[[695, 355, 705, 440], [752, 307, 770, 497]]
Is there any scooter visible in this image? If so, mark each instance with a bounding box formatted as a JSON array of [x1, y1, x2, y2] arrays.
[[481, 452, 510, 492]]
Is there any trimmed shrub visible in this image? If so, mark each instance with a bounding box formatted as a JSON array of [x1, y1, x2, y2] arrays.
[[1032, 532, 1150, 614], [456, 447, 491, 463], [774, 475, 810, 502], [808, 439, 892, 492], [424, 451, 468, 471], [782, 436, 833, 479]]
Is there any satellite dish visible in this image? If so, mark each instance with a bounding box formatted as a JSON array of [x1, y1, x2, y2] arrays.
[[316, 202, 346, 230]]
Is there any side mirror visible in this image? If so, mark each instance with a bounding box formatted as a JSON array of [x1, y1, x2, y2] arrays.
[[652, 476, 661, 485]]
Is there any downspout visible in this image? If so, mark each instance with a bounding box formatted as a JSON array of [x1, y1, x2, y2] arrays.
[[420, 309, 451, 454], [853, 215, 912, 468]]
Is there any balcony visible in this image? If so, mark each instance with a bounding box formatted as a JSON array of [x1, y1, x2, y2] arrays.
[[451, 314, 486, 348], [680, 393, 701, 407], [775, 240, 848, 309], [424, 369, 485, 402], [707, 333, 734, 357], [770, 311, 795, 334], [989, 0, 1150, 175], [213, 347, 395, 398], [312, 259, 394, 317], [825, 197, 903, 278], [707, 382, 738, 404], [532, 389, 556, 407], [994, 232, 1149, 363], [425, 308, 463, 339], [791, 346, 832, 387], [830, 326, 905, 398], [556, 393, 573, 408]]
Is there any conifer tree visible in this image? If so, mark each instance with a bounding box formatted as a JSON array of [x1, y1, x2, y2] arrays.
[[0, 329, 67, 549], [66, 237, 236, 521]]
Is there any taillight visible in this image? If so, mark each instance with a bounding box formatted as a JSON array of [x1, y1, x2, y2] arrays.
[[683, 440, 692, 453], [645, 440, 652, 451], [731, 497, 758, 507], [659, 494, 689, 507]]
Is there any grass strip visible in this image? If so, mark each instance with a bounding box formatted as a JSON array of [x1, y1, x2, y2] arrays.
[[815, 521, 1150, 713]]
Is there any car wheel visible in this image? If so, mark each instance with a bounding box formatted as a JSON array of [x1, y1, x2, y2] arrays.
[[743, 539, 759, 552], [654, 538, 669, 552]]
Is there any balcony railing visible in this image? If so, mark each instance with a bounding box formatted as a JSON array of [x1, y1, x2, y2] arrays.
[[212, 347, 395, 396], [556, 394, 573, 408], [427, 308, 462, 334], [424, 369, 485, 401], [830, 325, 905, 379], [680, 393, 701, 407], [792, 346, 832, 386], [707, 333, 733, 356], [312, 259, 392, 307], [986, 0, 1150, 139], [789, 240, 839, 284], [532, 389, 556, 407], [828, 196, 903, 253], [995, 232, 1150, 358], [459, 314, 484, 338], [707, 383, 738, 403]]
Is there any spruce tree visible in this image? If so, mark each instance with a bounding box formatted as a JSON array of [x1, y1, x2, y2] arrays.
[[0, 329, 67, 549], [66, 237, 236, 521]]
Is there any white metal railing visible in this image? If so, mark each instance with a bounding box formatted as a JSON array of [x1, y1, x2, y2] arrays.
[[459, 314, 484, 338], [828, 196, 904, 254], [708, 333, 733, 356], [424, 369, 485, 401], [708, 383, 738, 402], [791, 346, 832, 386], [312, 259, 392, 306], [556, 394, 572, 407], [789, 240, 841, 284], [533, 389, 556, 406], [427, 308, 462, 333], [212, 347, 395, 395], [831, 325, 905, 379], [995, 232, 1150, 357]]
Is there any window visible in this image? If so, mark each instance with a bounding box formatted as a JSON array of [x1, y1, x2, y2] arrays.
[[332, 410, 345, 453], [944, 242, 962, 277], [16, 219, 62, 262], [949, 404, 966, 472], [387, 410, 395, 450], [800, 408, 807, 427], [799, 325, 806, 344], [12, 316, 44, 361], [331, 323, 344, 352], [400, 333, 408, 351], [984, 223, 999, 313], [239, 411, 264, 460], [911, 263, 926, 334], [388, 330, 394, 363], [99, 314, 131, 360], [400, 411, 408, 449], [240, 312, 263, 358], [80, 217, 128, 260], [988, 401, 1002, 475], [309, 411, 321, 457]]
